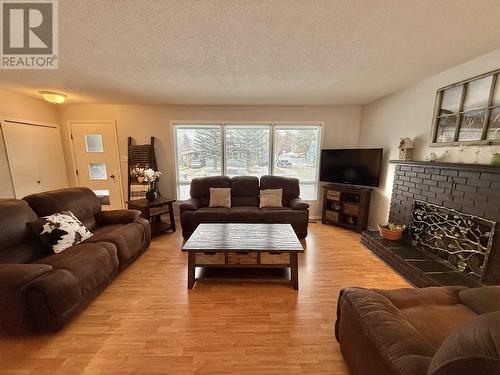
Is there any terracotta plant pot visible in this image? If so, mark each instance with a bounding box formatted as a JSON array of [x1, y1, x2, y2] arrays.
[[378, 227, 403, 241]]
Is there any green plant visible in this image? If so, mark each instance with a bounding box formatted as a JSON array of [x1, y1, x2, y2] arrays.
[[492, 153, 500, 165]]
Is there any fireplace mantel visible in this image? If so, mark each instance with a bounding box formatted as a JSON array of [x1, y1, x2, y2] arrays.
[[389, 160, 500, 173]]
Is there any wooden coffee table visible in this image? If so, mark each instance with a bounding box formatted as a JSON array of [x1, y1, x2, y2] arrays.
[[182, 223, 304, 290]]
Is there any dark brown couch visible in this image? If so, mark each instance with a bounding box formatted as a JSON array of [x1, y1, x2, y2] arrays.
[[335, 286, 500, 375], [0, 188, 151, 334], [179, 175, 309, 239]]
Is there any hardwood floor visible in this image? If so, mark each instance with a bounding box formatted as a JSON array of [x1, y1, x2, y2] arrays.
[[0, 223, 409, 374]]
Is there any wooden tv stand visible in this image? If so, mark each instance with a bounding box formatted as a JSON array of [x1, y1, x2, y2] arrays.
[[321, 184, 371, 232]]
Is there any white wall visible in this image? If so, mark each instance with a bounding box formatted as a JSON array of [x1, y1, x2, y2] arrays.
[[359, 49, 500, 228], [0, 89, 60, 198], [58, 105, 361, 217]]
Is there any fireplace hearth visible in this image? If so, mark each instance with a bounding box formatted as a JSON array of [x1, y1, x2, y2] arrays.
[[361, 160, 500, 287]]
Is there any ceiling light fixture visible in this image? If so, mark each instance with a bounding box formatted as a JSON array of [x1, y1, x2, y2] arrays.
[[39, 91, 67, 104]]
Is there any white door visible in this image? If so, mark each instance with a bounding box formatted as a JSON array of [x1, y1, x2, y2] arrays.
[[36, 126, 69, 192], [2, 120, 68, 198], [69, 121, 124, 210]]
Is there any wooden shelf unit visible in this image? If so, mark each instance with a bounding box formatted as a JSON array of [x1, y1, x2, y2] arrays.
[[321, 184, 372, 233]]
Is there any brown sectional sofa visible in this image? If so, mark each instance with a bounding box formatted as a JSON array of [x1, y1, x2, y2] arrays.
[[0, 188, 151, 334], [179, 175, 309, 239], [335, 286, 500, 375]]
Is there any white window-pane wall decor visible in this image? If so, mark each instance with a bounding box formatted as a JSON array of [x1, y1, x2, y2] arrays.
[[173, 123, 322, 201], [431, 69, 500, 145]]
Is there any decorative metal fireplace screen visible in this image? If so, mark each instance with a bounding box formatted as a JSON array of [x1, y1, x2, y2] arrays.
[[410, 200, 496, 282]]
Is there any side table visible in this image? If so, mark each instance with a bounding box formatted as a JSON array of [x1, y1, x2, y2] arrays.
[[127, 197, 176, 236]]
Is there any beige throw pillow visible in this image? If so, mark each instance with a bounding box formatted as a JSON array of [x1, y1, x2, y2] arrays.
[[260, 188, 282, 208], [209, 188, 231, 208]]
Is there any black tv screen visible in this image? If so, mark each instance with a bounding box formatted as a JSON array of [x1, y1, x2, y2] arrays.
[[320, 148, 383, 187]]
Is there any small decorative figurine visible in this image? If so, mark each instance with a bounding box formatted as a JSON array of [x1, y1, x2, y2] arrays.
[[398, 138, 414, 160], [426, 152, 437, 162]]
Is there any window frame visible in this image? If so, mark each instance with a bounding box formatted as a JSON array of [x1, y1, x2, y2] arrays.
[[271, 124, 322, 199], [430, 68, 500, 147], [172, 121, 323, 201], [172, 123, 223, 199], [223, 124, 273, 178]]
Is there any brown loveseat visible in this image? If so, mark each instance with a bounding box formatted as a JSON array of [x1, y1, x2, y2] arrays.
[[335, 286, 500, 375], [0, 188, 151, 334], [179, 175, 309, 239]]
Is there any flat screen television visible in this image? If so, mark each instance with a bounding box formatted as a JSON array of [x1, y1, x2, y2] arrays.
[[320, 148, 383, 187]]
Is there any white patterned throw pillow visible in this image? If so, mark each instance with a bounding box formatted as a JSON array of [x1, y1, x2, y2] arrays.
[[29, 211, 93, 253]]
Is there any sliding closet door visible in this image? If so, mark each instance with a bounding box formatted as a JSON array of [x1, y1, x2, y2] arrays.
[[2, 121, 68, 198]]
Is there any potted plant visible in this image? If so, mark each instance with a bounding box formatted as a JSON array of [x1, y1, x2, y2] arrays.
[[378, 223, 406, 241]]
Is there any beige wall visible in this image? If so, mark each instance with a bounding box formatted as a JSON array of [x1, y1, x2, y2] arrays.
[[58, 105, 362, 217], [7, 49, 498, 224], [0, 89, 60, 198], [359, 49, 500, 228]]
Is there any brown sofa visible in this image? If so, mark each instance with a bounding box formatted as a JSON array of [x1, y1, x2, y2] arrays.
[[179, 175, 309, 239], [0, 188, 151, 334], [335, 286, 500, 375]]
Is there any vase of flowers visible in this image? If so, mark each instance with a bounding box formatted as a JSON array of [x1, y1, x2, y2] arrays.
[[132, 167, 162, 201], [145, 183, 159, 201]]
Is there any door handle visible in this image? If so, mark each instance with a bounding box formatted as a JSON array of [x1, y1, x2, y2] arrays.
[[110, 175, 115, 179]]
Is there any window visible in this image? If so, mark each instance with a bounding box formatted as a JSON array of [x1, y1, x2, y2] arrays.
[[273, 126, 320, 200], [225, 126, 270, 178], [431, 69, 500, 145], [84, 134, 104, 152], [174, 125, 222, 199], [173, 123, 322, 200], [88, 163, 107, 180]]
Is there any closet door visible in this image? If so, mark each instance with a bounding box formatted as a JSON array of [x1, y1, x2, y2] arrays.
[[2, 122, 41, 198], [35, 125, 68, 192], [2, 121, 68, 198]]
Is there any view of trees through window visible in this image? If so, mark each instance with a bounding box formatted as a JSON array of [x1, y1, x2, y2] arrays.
[[174, 124, 321, 200], [226, 127, 269, 178], [273, 128, 319, 200]]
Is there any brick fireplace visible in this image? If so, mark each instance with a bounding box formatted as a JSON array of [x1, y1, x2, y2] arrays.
[[362, 160, 500, 286]]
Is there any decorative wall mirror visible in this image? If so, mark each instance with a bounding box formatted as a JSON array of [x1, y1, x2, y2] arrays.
[[431, 68, 500, 146]]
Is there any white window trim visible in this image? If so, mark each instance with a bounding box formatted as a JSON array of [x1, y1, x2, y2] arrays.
[[172, 121, 324, 201]]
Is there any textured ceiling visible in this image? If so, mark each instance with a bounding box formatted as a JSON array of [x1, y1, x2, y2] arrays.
[[1, 0, 500, 105]]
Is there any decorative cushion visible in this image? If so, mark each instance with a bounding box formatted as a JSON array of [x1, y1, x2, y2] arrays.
[[209, 188, 231, 208], [29, 211, 93, 253], [260, 189, 283, 208]]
